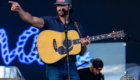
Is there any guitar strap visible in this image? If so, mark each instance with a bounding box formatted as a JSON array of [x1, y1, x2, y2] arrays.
[[72, 20, 82, 38]]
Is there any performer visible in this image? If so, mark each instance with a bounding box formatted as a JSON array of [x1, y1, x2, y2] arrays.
[[9, 0, 90, 80], [78, 58, 104, 80]]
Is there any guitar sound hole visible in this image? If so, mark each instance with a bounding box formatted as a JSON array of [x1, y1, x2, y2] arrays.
[[63, 39, 72, 48]]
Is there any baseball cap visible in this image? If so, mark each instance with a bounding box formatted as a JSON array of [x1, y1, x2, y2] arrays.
[[54, 0, 71, 5]]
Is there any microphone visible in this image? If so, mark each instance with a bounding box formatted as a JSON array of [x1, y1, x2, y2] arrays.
[[61, 7, 68, 15]]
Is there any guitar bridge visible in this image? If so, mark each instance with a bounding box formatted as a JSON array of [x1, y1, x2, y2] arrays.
[[53, 39, 57, 52]]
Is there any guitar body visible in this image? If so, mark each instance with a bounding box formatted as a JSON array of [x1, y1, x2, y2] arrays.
[[37, 30, 81, 64], [37, 30, 125, 64]]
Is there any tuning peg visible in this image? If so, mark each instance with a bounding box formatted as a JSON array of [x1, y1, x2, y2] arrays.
[[114, 38, 116, 40], [112, 31, 115, 33], [121, 38, 123, 39]]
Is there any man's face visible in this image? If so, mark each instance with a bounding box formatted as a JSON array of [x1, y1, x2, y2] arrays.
[[57, 4, 71, 16], [92, 66, 103, 75]]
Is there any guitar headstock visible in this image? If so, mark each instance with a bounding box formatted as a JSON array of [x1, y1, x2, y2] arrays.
[[111, 30, 125, 40]]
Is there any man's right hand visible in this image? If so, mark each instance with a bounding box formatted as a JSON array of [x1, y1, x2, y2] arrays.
[[8, 1, 21, 12]]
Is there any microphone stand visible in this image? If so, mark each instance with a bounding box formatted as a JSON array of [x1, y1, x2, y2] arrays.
[[64, 13, 71, 80]]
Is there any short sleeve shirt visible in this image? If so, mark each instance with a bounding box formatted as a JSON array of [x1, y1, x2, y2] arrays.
[[41, 16, 83, 36]]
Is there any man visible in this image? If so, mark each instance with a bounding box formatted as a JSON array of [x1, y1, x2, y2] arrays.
[[9, 0, 90, 80], [78, 58, 104, 80]]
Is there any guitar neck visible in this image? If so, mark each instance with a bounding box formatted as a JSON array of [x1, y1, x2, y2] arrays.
[[73, 33, 112, 45]]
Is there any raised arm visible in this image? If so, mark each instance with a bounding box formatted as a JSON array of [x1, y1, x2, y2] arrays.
[[8, 1, 44, 28]]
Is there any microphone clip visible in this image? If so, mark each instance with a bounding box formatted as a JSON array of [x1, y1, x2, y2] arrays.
[[61, 7, 68, 15]]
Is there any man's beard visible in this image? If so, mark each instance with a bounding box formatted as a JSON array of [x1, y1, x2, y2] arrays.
[[57, 10, 68, 17], [58, 12, 64, 17]]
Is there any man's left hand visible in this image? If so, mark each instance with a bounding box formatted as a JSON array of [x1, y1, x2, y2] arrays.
[[80, 36, 90, 47]]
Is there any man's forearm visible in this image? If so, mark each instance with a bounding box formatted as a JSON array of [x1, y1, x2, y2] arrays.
[[18, 8, 34, 25], [79, 47, 87, 56], [17, 8, 44, 28]]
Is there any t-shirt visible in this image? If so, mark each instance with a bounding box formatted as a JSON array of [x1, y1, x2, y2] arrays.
[[41, 16, 83, 34], [78, 68, 104, 80]]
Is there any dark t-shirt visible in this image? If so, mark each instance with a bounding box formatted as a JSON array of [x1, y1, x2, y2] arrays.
[[78, 68, 104, 80], [41, 16, 84, 60], [41, 16, 83, 34]]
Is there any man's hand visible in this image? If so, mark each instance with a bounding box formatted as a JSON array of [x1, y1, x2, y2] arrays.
[[80, 36, 90, 47], [8, 1, 21, 12]]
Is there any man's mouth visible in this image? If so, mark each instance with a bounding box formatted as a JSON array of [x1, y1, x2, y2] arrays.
[[59, 10, 63, 12]]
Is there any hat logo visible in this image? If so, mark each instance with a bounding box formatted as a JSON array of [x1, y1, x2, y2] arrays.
[[58, 0, 65, 2]]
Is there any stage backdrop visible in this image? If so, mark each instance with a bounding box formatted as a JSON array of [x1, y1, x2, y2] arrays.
[[0, 0, 140, 80]]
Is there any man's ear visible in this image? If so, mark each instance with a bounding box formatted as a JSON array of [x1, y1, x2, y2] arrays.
[[69, 5, 72, 10]]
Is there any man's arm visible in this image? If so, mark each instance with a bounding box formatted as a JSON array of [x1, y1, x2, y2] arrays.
[[8, 1, 44, 28], [79, 37, 90, 56], [79, 47, 87, 56]]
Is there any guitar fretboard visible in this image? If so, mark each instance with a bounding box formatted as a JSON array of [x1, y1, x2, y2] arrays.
[[73, 33, 112, 44]]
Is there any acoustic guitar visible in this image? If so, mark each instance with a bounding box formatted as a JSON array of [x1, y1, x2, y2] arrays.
[[37, 30, 125, 64]]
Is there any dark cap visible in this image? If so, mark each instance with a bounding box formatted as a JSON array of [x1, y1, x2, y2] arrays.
[[90, 58, 104, 69], [54, 0, 71, 5]]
